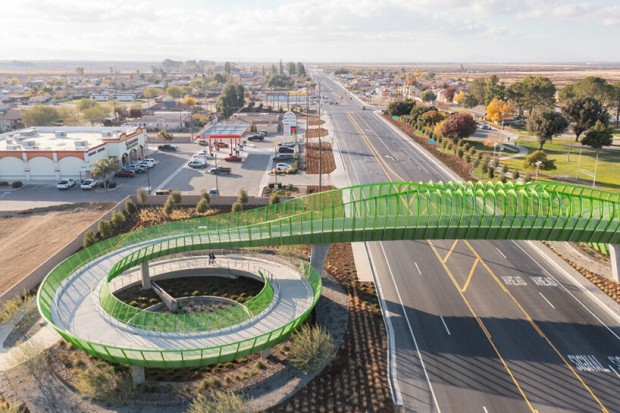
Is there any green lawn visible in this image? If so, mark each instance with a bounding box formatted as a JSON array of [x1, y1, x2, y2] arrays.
[[500, 138, 620, 193]]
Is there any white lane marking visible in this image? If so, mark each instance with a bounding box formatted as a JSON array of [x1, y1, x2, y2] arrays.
[[415, 262, 422, 275], [539, 292, 556, 309], [440, 316, 451, 336], [495, 247, 507, 259], [483, 407, 489, 413], [517, 241, 620, 341], [568, 355, 610, 372], [380, 242, 441, 412], [366, 243, 404, 408], [501, 275, 527, 286], [609, 365, 620, 379], [153, 162, 186, 193]]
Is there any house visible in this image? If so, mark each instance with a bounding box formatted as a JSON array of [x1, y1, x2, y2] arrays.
[[0, 109, 22, 132]]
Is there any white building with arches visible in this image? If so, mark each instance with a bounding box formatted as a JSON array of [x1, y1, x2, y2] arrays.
[[0, 126, 147, 182]]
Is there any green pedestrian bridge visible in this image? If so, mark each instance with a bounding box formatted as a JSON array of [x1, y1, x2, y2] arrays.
[[37, 181, 620, 370]]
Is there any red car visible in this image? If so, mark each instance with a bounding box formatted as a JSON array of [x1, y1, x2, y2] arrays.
[[224, 155, 242, 162], [114, 169, 136, 177], [214, 141, 229, 148]]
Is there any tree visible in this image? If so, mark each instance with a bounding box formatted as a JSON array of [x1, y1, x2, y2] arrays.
[[611, 81, 620, 126], [524, 150, 556, 170], [129, 108, 142, 118], [507, 76, 556, 117], [287, 62, 296, 76], [90, 157, 119, 188], [182, 95, 197, 108], [561, 97, 608, 142], [224, 61, 231, 74], [387, 99, 415, 117], [77, 98, 97, 112], [581, 120, 613, 150], [419, 110, 444, 126], [454, 92, 477, 108], [420, 89, 437, 104], [158, 128, 174, 143], [437, 113, 477, 140], [237, 188, 249, 205], [166, 86, 183, 100], [22, 105, 62, 126], [470, 76, 505, 106], [278, 59, 284, 75], [216, 83, 245, 117], [82, 104, 109, 125], [143, 86, 163, 104], [486, 98, 514, 127], [443, 87, 457, 102], [558, 76, 613, 106], [526, 109, 568, 150], [296, 62, 306, 77]]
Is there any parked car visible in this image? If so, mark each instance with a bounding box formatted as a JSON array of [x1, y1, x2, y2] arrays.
[[214, 141, 229, 148], [247, 134, 264, 142], [275, 163, 292, 171], [57, 179, 76, 190], [208, 187, 219, 196], [138, 159, 155, 169], [188, 160, 206, 168], [80, 179, 98, 190], [281, 141, 295, 147], [278, 146, 294, 154], [115, 169, 135, 178], [124, 164, 146, 173], [224, 155, 242, 162], [208, 166, 232, 175], [258, 130, 268, 137], [273, 153, 294, 161], [158, 144, 178, 151]]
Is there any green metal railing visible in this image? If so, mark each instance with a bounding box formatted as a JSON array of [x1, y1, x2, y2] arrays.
[[37, 180, 620, 368]]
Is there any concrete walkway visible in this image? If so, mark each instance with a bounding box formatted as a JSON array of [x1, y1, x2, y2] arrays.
[[50, 246, 314, 354]]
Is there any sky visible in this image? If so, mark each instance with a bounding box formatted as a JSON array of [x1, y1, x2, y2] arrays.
[[2, 0, 620, 63]]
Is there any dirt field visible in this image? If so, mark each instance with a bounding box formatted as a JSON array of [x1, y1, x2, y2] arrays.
[[0, 204, 113, 294]]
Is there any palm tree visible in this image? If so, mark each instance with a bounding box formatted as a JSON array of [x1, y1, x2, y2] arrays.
[[90, 157, 119, 189]]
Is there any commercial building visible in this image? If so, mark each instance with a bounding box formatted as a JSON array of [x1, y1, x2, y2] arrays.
[[0, 126, 147, 182]]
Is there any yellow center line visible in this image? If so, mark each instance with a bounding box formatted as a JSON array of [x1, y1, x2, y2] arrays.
[[428, 241, 537, 413], [442, 240, 459, 263], [462, 240, 609, 413], [462, 258, 479, 292]]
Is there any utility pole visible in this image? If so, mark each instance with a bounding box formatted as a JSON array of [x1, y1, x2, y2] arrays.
[[318, 80, 322, 192], [306, 86, 309, 146]]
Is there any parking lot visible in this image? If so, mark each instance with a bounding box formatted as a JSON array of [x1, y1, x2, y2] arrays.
[[0, 136, 284, 211]]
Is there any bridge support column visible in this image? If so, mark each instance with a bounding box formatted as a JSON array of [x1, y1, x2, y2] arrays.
[[130, 365, 145, 386], [310, 244, 331, 275], [609, 244, 620, 283], [141, 261, 152, 289]]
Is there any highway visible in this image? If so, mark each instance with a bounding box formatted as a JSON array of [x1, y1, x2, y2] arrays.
[[314, 73, 620, 412]]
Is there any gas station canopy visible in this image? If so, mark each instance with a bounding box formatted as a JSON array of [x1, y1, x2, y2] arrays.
[[196, 124, 248, 140]]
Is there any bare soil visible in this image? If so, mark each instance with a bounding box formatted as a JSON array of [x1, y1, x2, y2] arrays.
[[0, 203, 114, 295], [305, 142, 336, 174], [305, 128, 329, 139]]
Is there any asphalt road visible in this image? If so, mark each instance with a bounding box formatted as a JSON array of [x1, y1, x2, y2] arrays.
[[316, 73, 620, 413]]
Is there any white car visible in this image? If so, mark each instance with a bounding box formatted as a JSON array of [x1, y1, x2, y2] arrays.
[[57, 178, 76, 190], [80, 179, 98, 190], [281, 141, 296, 147], [275, 163, 292, 171], [138, 159, 155, 169], [188, 160, 206, 168]]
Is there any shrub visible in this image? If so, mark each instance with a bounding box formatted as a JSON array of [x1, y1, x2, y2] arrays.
[[125, 199, 137, 215], [473, 159, 480, 169], [286, 167, 295, 174], [288, 324, 336, 373], [457, 149, 464, 158], [287, 183, 294, 190], [108, 181, 117, 189], [11, 181, 22, 189], [470, 147, 477, 155], [136, 187, 147, 204], [9, 339, 44, 375], [186, 390, 248, 413], [447, 143, 453, 151], [74, 364, 133, 404], [465, 154, 472, 163], [231, 202, 243, 212], [196, 197, 210, 214], [524, 173, 533, 183], [97, 221, 113, 239], [513, 169, 520, 180], [0, 181, 8, 186], [0, 291, 33, 324], [200, 190, 211, 204], [269, 192, 280, 205], [488, 168, 495, 179], [500, 175, 508, 183], [481, 163, 489, 174], [501, 164, 509, 174], [170, 191, 182, 204], [83, 230, 97, 248], [523, 150, 556, 170], [163, 199, 175, 215], [268, 182, 275, 189], [236, 188, 249, 205], [111, 211, 126, 228]]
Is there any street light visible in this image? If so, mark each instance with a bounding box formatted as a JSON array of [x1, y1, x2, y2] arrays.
[[535, 160, 543, 181]]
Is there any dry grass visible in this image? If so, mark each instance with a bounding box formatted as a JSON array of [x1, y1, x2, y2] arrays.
[[287, 324, 336, 372], [186, 390, 249, 413], [0, 292, 34, 324], [74, 363, 134, 404]]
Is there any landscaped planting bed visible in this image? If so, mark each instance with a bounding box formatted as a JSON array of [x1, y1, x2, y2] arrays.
[[305, 142, 336, 174], [114, 276, 263, 309]]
